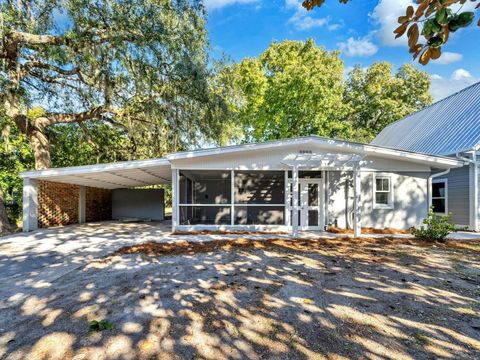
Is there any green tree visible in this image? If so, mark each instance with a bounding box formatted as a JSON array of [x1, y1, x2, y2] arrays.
[[1, 0, 223, 171], [344, 62, 432, 142], [225, 39, 350, 142], [302, 0, 479, 65], [0, 111, 34, 233]]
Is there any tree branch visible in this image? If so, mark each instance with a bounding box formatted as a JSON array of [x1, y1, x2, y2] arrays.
[[35, 105, 121, 127], [8, 30, 67, 46]]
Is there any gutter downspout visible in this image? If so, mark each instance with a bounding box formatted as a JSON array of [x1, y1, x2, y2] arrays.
[[456, 150, 478, 231]]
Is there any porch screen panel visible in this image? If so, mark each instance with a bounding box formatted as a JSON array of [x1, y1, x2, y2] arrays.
[[234, 171, 285, 225], [179, 170, 231, 225]]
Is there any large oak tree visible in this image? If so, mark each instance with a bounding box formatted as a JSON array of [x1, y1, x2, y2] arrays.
[[0, 0, 225, 233]]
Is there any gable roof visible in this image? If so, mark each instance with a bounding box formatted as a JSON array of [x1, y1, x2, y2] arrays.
[[371, 81, 480, 156], [167, 135, 463, 167], [21, 135, 464, 189]]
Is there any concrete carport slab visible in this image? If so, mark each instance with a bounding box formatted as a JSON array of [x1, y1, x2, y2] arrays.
[[20, 158, 172, 232]]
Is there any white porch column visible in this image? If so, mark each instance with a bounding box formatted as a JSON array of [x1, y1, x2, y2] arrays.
[[171, 169, 179, 232], [22, 177, 38, 232], [353, 166, 362, 237], [292, 165, 299, 237], [79, 186, 86, 224]]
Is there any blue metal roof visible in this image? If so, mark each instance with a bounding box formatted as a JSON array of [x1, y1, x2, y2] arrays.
[[372, 81, 480, 155]]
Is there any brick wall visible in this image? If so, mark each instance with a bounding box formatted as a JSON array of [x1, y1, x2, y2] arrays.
[[37, 180, 112, 228], [86, 187, 112, 222], [38, 181, 80, 228]]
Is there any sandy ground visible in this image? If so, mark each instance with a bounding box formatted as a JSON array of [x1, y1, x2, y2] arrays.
[[0, 225, 479, 359]]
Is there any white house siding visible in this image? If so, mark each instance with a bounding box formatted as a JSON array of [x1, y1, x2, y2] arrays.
[[326, 171, 429, 230], [326, 171, 353, 229]]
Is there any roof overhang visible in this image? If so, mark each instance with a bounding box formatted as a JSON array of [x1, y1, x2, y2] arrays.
[[167, 136, 466, 169], [20, 136, 465, 189], [20, 158, 171, 189]]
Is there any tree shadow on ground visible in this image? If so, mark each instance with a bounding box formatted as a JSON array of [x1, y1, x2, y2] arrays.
[[1, 234, 479, 359]]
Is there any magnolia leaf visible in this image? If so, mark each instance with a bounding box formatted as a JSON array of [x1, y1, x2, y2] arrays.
[[407, 24, 419, 48], [430, 46, 441, 59], [412, 44, 424, 60], [394, 23, 408, 38], [415, 0, 429, 19], [435, 8, 448, 25], [409, 43, 423, 54], [428, 36, 443, 48], [406, 5, 414, 18], [419, 47, 432, 65], [398, 15, 410, 24], [425, 3, 437, 17]]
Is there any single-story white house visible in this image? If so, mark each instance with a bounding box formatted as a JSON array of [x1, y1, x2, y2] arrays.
[[21, 136, 464, 236]]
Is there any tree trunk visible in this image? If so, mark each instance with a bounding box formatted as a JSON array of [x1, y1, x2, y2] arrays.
[[0, 186, 12, 235], [12, 115, 52, 170], [29, 128, 52, 169]]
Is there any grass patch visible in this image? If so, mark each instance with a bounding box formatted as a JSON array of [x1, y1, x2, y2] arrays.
[[412, 332, 430, 345]]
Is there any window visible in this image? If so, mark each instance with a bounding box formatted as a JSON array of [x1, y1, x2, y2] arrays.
[[234, 171, 285, 225], [373, 174, 393, 209], [432, 180, 447, 214], [179, 170, 231, 225]]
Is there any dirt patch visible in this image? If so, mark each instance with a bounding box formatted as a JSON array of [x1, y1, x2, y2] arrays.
[[112, 237, 480, 257], [173, 230, 288, 235], [2, 234, 480, 359], [327, 226, 411, 235]]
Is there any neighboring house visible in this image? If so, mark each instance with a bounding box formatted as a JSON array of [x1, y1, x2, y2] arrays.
[[21, 136, 463, 236], [373, 81, 480, 231]]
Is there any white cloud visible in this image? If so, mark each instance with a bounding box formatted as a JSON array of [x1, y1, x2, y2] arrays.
[[370, 0, 414, 47], [285, 0, 329, 31], [432, 52, 463, 65], [204, 0, 258, 11], [430, 69, 478, 100], [337, 37, 378, 57]]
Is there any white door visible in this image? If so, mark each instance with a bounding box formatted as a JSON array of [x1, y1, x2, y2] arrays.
[[289, 179, 324, 230]]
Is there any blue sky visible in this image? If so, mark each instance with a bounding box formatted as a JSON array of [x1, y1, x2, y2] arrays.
[[206, 0, 480, 101]]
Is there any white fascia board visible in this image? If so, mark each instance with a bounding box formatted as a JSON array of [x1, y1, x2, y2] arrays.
[[167, 136, 465, 168], [20, 158, 170, 179]]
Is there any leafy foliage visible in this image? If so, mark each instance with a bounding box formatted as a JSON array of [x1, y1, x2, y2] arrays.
[[302, 0, 480, 65], [221, 40, 432, 143], [222, 39, 349, 142], [89, 320, 113, 332], [1, 0, 228, 169], [344, 62, 432, 142], [0, 111, 34, 226], [410, 207, 457, 242]]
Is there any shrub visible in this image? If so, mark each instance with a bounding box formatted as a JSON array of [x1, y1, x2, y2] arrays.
[[410, 207, 457, 243]]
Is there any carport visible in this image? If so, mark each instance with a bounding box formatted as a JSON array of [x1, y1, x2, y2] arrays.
[[21, 158, 171, 231]]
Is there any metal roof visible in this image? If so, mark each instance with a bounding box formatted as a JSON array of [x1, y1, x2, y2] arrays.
[[372, 81, 480, 155]]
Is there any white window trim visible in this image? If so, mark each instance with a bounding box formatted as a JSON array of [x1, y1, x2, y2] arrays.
[[432, 178, 448, 215], [373, 173, 394, 210]]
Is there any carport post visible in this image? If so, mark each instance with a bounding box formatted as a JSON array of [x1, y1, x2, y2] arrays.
[[22, 177, 38, 232], [79, 186, 86, 224]]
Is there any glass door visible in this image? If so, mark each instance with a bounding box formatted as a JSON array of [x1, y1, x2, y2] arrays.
[[287, 178, 324, 230], [298, 180, 323, 230]]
